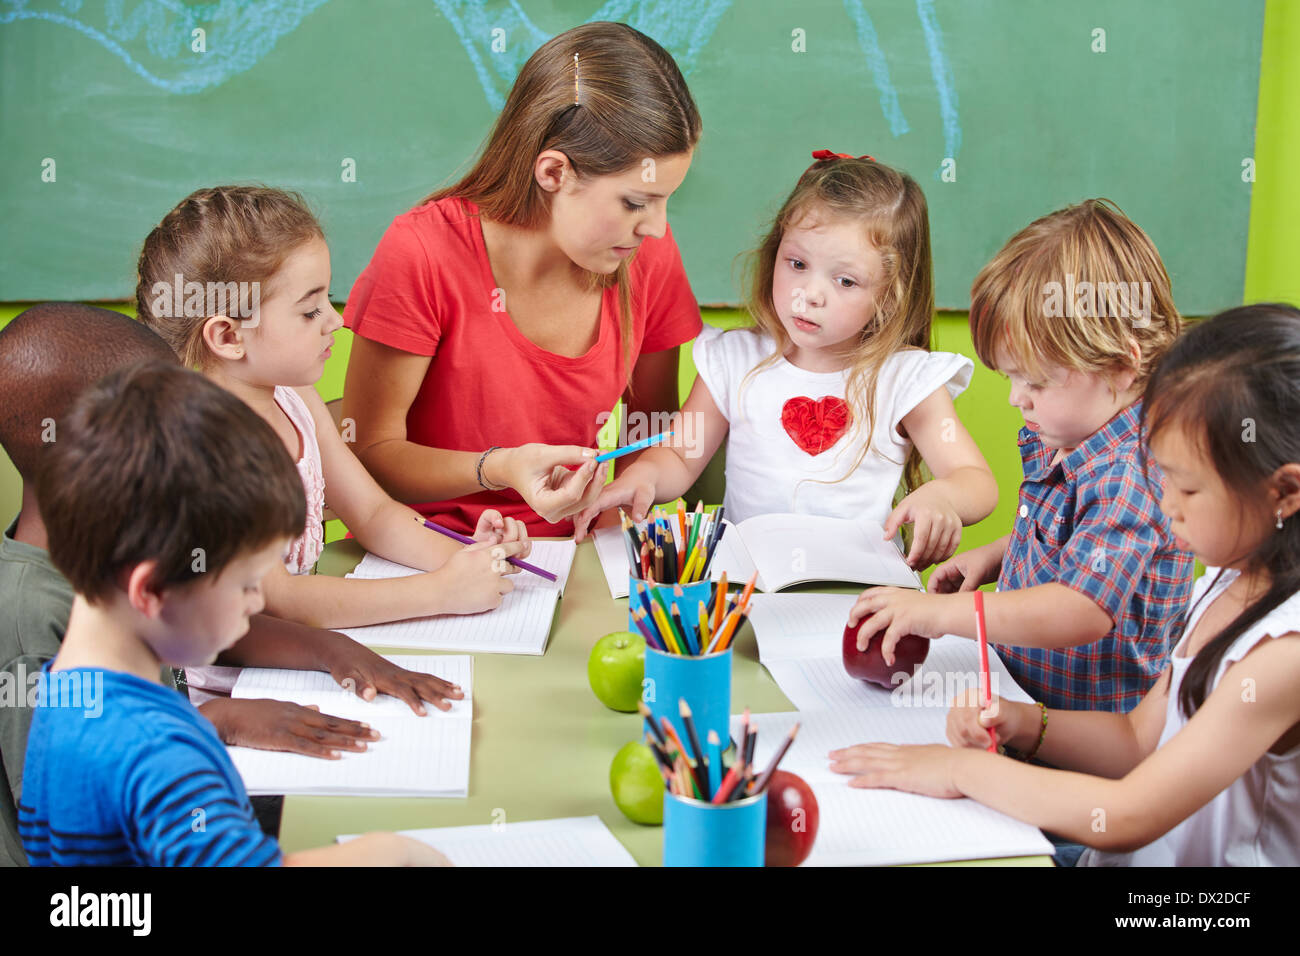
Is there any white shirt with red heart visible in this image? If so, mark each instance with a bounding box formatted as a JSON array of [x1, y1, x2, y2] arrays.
[[692, 326, 972, 524]]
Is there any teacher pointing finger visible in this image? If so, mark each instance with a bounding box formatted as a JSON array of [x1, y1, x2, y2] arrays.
[[341, 22, 703, 536]]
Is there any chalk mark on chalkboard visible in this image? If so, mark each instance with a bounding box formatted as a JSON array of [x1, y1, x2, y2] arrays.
[[0, 0, 333, 96], [1, 0, 960, 158]]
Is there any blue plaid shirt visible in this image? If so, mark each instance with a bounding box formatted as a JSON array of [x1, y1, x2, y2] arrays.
[[995, 400, 1195, 712]]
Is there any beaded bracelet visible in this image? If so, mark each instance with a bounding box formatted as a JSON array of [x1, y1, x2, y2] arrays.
[[1020, 701, 1048, 761], [476, 446, 505, 491]]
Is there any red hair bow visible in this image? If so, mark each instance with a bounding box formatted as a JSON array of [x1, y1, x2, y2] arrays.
[[810, 149, 875, 163]]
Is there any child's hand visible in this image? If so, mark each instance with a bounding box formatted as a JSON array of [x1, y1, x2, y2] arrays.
[[846, 587, 956, 665], [470, 510, 532, 558], [324, 639, 465, 715], [884, 485, 963, 569], [828, 742, 963, 799], [927, 540, 1002, 594], [425, 539, 529, 614], [199, 698, 379, 758], [947, 687, 1023, 750], [572, 470, 657, 541], [471, 509, 506, 544], [348, 832, 454, 867]]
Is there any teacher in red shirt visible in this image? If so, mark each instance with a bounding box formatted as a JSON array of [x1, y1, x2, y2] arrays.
[[342, 23, 703, 537]]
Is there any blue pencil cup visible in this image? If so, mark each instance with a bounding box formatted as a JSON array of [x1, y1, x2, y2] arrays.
[[641, 646, 732, 748], [628, 577, 714, 650], [663, 791, 767, 867]]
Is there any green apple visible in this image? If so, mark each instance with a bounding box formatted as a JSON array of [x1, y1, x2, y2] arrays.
[[587, 631, 645, 712], [609, 741, 664, 825]]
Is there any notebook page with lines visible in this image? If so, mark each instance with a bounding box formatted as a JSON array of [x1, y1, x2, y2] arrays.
[[745, 593, 1033, 712], [339, 541, 576, 654], [227, 655, 471, 797], [733, 710, 1053, 866]]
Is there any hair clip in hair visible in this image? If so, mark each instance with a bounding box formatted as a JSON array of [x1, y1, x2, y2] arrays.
[[573, 52, 580, 105], [810, 148, 876, 163]]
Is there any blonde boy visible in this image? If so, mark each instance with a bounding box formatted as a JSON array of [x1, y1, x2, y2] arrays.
[[847, 199, 1194, 714]]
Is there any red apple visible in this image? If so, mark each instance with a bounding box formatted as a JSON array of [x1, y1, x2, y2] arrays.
[[764, 770, 819, 867], [843, 617, 930, 688]]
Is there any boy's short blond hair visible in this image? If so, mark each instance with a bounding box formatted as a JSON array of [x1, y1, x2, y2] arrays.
[[969, 199, 1181, 389]]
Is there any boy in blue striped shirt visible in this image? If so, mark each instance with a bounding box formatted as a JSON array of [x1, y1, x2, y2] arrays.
[[18, 361, 447, 866]]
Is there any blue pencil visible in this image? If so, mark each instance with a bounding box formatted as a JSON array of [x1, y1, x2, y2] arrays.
[[594, 430, 673, 463]]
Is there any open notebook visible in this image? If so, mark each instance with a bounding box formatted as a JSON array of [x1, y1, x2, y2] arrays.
[[593, 514, 921, 599], [338, 539, 576, 655], [735, 709, 1053, 866], [338, 816, 637, 867], [745, 592, 1034, 713], [741, 592, 1051, 865], [226, 655, 472, 798]]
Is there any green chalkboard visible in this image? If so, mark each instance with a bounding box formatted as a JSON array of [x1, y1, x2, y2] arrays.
[[0, 0, 1264, 312]]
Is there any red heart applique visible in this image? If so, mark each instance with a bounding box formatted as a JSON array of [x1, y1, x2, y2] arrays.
[[781, 396, 852, 455]]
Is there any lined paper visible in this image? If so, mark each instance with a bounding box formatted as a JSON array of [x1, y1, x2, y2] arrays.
[[340, 541, 576, 655], [733, 710, 1053, 866], [746, 593, 1034, 712], [338, 588, 560, 655], [349, 539, 576, 594], [227, 655, 471, 797], [338, 816, 637, 867]]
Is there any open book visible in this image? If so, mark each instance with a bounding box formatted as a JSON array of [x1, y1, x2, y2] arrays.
[[226, 654, 472, 798], [593, 513, 921, 598], [338, 539, 576, 656]]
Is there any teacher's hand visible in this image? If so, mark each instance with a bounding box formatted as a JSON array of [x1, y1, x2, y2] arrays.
[[491, 444, 610, 525]]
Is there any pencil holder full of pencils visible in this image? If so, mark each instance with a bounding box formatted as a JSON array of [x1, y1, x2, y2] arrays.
[[662, 791, 767, 867], [642, 644, 732, 749]]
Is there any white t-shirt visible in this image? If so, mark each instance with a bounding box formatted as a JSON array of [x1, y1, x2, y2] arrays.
[[692, 326, 972, 525], [1080, 566, 1300, 866]]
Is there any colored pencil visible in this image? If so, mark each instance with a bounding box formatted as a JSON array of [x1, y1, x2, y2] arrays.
[[416, 517, 557, 582], [706, 730, 723, 797], [640, 701, 668, 750], [594, 430, 673, 463], [711, 573, 728, 633], [974, 590, 998, 753], [751, 723, 800, 794]]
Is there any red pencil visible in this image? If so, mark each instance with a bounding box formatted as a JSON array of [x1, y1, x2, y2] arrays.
[[711, 760, 744, 804], [974, 590, 997, 753]]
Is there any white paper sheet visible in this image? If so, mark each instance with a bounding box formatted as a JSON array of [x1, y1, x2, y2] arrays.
[[227, 655, 472, 797], [338, 816, 638, 867], [733, 710, 1053, 866], [339, 541, 576, 655]]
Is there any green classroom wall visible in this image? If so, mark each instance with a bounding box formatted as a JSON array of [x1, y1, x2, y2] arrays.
[[0, 0, 1294, 565]]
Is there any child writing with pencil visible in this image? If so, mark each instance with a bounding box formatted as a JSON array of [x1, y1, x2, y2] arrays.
[[20, 361, 449, 866], [576, 151, 998, 571], [845, 199, 1195, 714], [136, 186, 532, 632], [831, 304, 1300, 866]]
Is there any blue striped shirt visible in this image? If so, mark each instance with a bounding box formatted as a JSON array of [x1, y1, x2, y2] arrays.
[[18, 664, 281, 866]]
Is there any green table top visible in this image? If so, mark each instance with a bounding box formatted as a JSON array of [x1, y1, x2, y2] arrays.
[[278, 538, 1052, 867]]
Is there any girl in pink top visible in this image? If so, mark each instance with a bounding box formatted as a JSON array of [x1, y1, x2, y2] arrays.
[[342, 22, 704, 537], [138, 187, 530, 631]]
